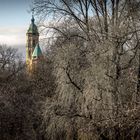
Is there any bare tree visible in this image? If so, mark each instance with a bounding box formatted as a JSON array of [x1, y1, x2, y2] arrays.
[[0, 45, 56, 140], [33, 0, 140, 139]]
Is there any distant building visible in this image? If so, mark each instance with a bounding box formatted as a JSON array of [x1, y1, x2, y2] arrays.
[[26, 15, 43, 73]]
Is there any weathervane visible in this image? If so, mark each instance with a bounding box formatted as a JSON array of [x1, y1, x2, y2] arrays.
[[31, 8, 35, 23]]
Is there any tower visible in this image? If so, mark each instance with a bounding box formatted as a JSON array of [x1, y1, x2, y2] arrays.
[[26, 15, 42, 73]]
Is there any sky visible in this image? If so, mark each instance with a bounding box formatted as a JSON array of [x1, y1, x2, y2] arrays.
[[0, 0, 34, 54]]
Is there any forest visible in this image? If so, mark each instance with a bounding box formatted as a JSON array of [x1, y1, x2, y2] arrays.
[[1, 0, 140, 139]]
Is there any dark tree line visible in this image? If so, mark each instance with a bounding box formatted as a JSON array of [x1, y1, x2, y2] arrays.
[[0, 45, 55, 140]]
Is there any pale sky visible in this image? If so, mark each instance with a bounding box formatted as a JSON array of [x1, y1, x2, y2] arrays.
[[0, 0, 34, 54]]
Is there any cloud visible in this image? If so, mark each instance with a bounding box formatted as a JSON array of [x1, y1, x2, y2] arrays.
[[0, 26, 27, 46]]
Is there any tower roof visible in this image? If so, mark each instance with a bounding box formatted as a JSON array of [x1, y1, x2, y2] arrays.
[[32, 43, 42, 58], [27, 15, 39, 34]]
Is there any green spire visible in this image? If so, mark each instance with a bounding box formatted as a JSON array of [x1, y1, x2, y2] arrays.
[[27, 14, 39, 34], [32, 43, 42, 58]]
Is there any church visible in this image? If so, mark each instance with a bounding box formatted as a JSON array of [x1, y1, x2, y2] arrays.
[[26, 15, 43, 73]]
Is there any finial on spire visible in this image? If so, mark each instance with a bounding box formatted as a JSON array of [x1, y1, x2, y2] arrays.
[[31, 8, 35, 23]]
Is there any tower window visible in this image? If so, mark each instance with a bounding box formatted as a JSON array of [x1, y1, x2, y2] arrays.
[[28, 39, 31, 47], [29, 50, 31, 58], [33, 40, 36, 47]]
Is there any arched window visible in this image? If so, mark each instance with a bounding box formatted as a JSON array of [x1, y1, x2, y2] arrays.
[[33, 40, 36, 47], [28, 39, 31, 47], [29, 49, 31, 58]]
